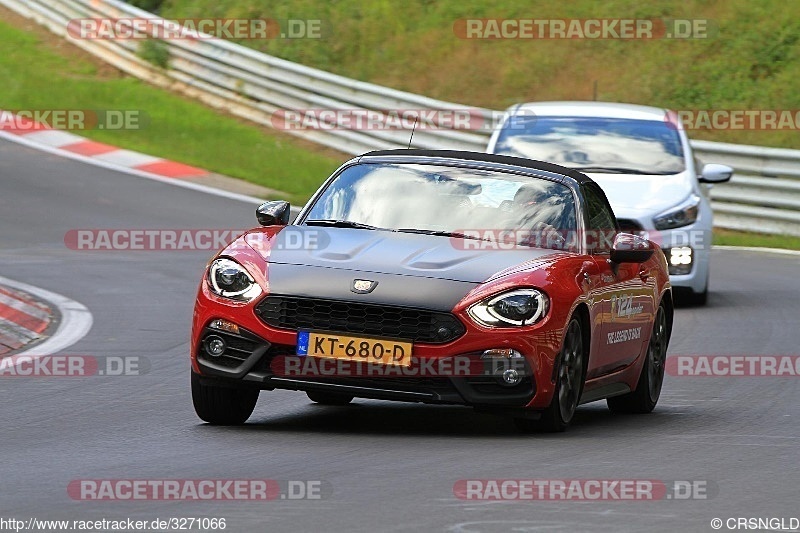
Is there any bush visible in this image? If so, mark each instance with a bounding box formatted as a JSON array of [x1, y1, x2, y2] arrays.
[[138, 39, 169, 69], [126, 0, 165, 13]]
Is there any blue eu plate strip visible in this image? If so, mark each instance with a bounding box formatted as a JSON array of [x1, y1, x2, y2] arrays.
[[296, 330, 310, 356]]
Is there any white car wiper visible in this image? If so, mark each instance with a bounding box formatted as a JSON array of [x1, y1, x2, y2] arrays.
[[304, 219, 386, 231]]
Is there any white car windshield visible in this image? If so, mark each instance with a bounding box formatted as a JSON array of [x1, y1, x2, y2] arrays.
[[303, 163, 578, 251], [493, 116, 685, 175]]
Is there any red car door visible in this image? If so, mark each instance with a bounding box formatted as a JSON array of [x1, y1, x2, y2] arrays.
[[581, 183, 652, 379]]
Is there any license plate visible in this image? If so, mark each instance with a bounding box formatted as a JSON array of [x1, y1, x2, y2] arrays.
[[296, 331, 412, 367]]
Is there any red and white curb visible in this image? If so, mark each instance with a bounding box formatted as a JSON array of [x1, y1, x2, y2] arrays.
[[0, 286, 51, 356], [0, 275, 93, 359], [0, 113, 208, 178], [0, 112, 263, 205]]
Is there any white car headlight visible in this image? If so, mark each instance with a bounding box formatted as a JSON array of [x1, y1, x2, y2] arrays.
[[468, 289, 549, 327], [653, 195, 700, 230], [207, 258, 261, 302]]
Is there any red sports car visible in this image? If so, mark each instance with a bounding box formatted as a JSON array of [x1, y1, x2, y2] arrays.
[[191, 150, 673, 432]]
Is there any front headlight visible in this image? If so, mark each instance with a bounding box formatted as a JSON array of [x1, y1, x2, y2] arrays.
[[207, 258, 262, 302], [468, 288, 549, 327], [653, 195, 700, 230]]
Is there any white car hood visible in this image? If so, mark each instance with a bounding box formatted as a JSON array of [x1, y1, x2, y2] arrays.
[[585, 171, 694, 217]]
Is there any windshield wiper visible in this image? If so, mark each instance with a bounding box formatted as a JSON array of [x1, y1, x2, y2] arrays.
[[394, 228, 490, 242], [304, 219, 385, 231], [569, 166, 652, 175]]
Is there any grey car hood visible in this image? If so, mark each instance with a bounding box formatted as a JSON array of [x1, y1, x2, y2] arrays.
[[248, 227, 560, 311]]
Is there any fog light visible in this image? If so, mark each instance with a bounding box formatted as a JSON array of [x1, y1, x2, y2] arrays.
[[204, 335, 226, 357], [209, 319, 240, 334], [502, 368, 521, 385], [481, 348, 523, 359], [481, 349, 526, 386], [667, 246, 693, 275]]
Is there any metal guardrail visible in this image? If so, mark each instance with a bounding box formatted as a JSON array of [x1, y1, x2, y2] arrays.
[[3, 0, 800, 236]]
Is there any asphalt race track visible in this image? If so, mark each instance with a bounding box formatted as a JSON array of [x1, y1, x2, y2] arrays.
[[2, 137, 799, 532]]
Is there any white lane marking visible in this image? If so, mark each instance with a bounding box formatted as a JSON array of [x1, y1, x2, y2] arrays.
[[93, 148, 161, 167], [0, 275, 93, 361], [713, 245, 800, 256], [0, 130, 265, 205], [19, 130, 84, 147]]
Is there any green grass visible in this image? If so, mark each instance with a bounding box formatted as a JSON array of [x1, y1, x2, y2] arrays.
[[714, 229, 800, 251], [158, 0, 800, 149], [0, 19, 339, 203]]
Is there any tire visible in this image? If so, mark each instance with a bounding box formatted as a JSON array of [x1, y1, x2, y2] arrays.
[[691, 270, 709, 306], [515, 317, 586, 433], [306, 390, 354, 406], [690, 288, 708, 306], [607, 303, 668, 414], [191, 372, 259, 425]]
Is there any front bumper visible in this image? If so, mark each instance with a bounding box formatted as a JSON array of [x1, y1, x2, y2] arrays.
[[194, 323, 536, 407], [192, 284, 562, 410]]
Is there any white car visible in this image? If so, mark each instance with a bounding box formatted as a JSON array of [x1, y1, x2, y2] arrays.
[[487, 101, 732, 305]]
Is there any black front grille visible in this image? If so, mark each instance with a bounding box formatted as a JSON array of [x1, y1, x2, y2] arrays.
[[255, 296, 466, 344]]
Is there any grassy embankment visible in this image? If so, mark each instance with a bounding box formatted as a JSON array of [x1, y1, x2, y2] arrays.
[[0, 16, 340, 204]]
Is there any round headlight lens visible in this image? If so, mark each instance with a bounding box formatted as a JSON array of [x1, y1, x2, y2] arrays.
[[207, 258, 261, 301], [494, 293, 536, 321], [468, 288, 549, 327]]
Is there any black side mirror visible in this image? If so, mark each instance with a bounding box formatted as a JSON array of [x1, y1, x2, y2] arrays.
[[610, 233, 654, 264], [256, 201, 290, 226]]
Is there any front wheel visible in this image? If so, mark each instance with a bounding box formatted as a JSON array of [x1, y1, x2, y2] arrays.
[[191, 372, 259, 425], [607, 303, 668, 414], [515, 317, 586, 433], [690, 270, 709, 306], [690, 288, 708, 306]]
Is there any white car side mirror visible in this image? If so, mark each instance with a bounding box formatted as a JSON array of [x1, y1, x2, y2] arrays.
[[699, 163, 733, 183]]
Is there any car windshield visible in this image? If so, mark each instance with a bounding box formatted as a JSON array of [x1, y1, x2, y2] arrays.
[[303, 163, 578, 251], [493, 116, 685, 175]]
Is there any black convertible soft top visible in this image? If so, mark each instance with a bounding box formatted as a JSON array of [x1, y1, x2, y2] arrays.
[[361, 149, 593, 184]]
